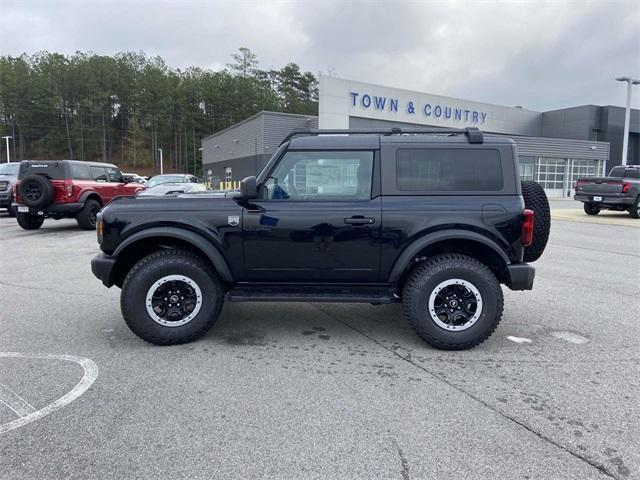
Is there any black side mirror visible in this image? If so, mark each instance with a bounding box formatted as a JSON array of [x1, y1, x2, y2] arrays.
[[122, 175, 132, 184], [240, 176, 257, 199]]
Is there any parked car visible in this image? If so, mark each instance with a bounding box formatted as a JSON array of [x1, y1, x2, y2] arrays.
[[12, 160, 145, 230], [0, 162, 20, 216], [91, 127, 550, 350], [574, 165, 640, 218], [123, 173, 147, 185], [137, 182, 207, 196], [146, 174, 199, 188]]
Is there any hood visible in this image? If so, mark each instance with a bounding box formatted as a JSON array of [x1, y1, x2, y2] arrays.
[[104, 191, 239, 213]]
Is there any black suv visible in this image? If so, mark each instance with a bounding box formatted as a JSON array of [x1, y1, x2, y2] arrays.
[[91, 128, 550, 350]]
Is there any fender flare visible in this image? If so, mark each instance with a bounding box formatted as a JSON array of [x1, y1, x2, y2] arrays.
[[113, 226, 234, 282], [78, 190, 103, 205], [387, 229, 511, 283]]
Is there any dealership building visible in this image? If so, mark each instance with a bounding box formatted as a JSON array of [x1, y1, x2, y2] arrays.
[[202, 77, 639, 197]]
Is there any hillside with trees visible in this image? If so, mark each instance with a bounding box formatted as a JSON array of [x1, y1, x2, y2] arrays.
[[0, 48, 319, 175]]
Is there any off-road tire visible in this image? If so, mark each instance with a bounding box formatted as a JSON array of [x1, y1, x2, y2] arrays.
[[584, 203, 601, 216], [628, 196, 640, 219], [402, 254, 503, 350], [121, 249, 224, 345], [16, 212, 44, 230], [18, 174, 55, 208], [76, 199, 101, 230], [521, 181, 550, 262]]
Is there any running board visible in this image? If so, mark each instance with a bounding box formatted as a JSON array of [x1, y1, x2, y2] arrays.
[[227, 286, 398, 304]]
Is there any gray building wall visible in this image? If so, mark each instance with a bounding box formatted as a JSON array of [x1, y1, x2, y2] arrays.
[[202, 111, 318, 184], [542, 105, 639, 167]]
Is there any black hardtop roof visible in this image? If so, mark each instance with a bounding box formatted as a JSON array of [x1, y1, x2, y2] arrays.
[[287, 129, 513, 150], [21, 159, 119, 169]]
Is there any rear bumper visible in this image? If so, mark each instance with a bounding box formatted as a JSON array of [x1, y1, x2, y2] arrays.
[[574, 194, 634, 206], [12, 202, 84, 215], [91, 253, 116, 288], [507, 263, 535, 291]]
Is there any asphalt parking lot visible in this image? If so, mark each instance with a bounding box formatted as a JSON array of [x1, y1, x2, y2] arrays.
[[0, 207, 639, 480]]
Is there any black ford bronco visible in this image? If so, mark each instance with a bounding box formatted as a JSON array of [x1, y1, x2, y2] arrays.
[[91, 128, 550, 350]]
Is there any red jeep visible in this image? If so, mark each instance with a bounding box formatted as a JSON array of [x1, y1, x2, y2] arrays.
[[12, 160, 145, 230]]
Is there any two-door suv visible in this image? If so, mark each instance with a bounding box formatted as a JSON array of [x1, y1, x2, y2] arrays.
[[12, 160, 145, 230], [91, 128, 550, 350]]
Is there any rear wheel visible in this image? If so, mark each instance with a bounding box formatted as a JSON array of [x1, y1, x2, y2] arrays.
[[402, 254, 503, 350], [521, 181, 550, 262], [75, 199, 101, 230], [629, 197, 640, 219], [7, 194, 16, 217], [121, 249, 224, 345], [16, 212, 44, 230], [584, 203, 601, 215]]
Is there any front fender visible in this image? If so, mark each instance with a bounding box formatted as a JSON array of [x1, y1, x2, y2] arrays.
[[113, 226, 234, 282], [387, 229, 511, 283]]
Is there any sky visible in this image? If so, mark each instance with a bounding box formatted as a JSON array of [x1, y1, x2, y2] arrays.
[[1, 0, 639, 111]]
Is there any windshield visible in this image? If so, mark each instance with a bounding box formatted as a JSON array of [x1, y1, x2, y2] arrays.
[[147, 175, 184, 188], [0, 163, 19, 175]]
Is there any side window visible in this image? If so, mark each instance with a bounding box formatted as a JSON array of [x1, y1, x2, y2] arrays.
[[70, 163, 91, 180], [106, 167, 123, 183], [91, 166, 108, 182], [189, 176, 199, 183], [264, 151, 374, 200], [396, 148, 503, 191]]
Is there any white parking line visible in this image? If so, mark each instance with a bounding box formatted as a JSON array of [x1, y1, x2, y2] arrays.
[[0, 353, 98, 435], [0, 383, 36, 417], [506, 335, 533, 344]]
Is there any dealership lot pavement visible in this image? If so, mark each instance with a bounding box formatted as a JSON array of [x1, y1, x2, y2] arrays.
[[0, 211, 639, 480]]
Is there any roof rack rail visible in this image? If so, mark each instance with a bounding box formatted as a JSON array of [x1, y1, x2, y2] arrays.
[[280, 127, 484, 145]]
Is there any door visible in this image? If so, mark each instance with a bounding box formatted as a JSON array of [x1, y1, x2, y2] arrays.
[[242, 150, 381, 282], [90, 166, 110, 200], [105, 166, 126, 200]]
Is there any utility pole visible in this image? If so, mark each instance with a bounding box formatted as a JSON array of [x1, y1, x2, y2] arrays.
[[2, 136, 12, 163], [615, 76, 640, 166], [158, 148, 164, 175]]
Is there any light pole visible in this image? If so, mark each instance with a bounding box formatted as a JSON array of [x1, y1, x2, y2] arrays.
[[615, 76, 640, 166], [1, 136, 12, 163], [158, 148, 164, 174], [197, 147, 202, 176]]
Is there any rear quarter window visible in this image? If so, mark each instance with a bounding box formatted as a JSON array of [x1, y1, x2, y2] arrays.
[[70, 163, 91, 180], [396, 148, 503, 191]]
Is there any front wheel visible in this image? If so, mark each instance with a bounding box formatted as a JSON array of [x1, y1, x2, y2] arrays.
[[584, 203, 600, 215], [16, 212, 44, 230], [121, 249, 224, 345], [402, 254, 503, 350]]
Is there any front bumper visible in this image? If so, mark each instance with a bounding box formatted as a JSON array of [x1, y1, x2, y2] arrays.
[[12, 202, 84, 215], [91, 253, 117, 288], [574, 194, 634, 206], [507, 263, 535, 291], [0, 192, 12, 207]]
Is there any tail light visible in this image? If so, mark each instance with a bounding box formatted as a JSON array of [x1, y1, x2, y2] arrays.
[[622, 182, 631, 193], [64, 180, 73, 197], [521, 209, 535, 247], [12, 183, 18, 202]]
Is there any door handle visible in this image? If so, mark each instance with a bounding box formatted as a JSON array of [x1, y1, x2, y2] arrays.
[[344, 216, 375, 225]]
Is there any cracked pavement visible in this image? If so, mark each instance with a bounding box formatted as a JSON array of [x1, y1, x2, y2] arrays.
[[0, 212, 638, 479]]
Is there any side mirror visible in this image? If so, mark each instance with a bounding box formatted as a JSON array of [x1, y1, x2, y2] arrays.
[[122, 175, 132, 184], [240, 176, 257, 199]]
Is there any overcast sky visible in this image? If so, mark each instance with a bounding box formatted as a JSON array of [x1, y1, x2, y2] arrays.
[[1, 0, 639, 110]]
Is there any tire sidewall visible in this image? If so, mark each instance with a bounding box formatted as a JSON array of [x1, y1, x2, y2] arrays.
[[76, 199, 101, 229], [406, 263, 501, 346], [16, 212, 44, 229], [122, 255, 222, 344]]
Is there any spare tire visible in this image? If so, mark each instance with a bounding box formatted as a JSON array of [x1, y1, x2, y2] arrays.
[[521, 181, 550, 262], [18, 174, 55, 208]]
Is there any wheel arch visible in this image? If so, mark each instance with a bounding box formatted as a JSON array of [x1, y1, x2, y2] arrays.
[[388, 230, 511, 286], [78, 190, 103, 206], [110, 227, 234, 288]]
